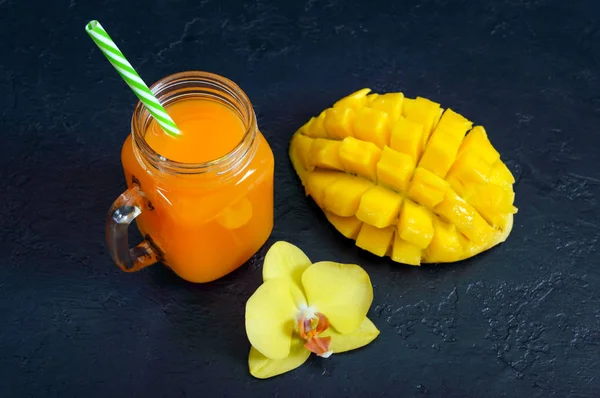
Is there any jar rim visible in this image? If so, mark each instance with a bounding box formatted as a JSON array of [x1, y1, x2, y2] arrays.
[[130, 71, 257, 175]]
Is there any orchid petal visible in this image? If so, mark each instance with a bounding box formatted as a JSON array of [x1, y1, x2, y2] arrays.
[[245, 278, 297, 359], [321, 317, 380, 353], [248, 335, 311, 379], [301, 261, 373, 334], [262, 241, 311, 307]]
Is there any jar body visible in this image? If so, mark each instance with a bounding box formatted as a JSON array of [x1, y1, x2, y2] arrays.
[[120, 131, 274, 282]]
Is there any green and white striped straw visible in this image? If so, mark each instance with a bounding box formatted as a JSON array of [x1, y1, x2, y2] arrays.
[[85, 20, 181, 137]]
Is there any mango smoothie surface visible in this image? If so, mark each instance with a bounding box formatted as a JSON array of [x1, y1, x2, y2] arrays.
[[145, 99, 245, 163]]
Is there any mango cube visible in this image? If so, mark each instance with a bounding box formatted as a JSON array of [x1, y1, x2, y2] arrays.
[[466, 184, 514, 229], [432, 108, 444, 132], [309, 138, 344, 171], [366, 93, 379, 104], [407, 167, 450, 209], [419, 109, 473, 177], [434, 109, 473, 141], [376, 146, 415, 192], [392, 234, 422, 266], [446, 174, 465, 197], [325, 212, 363, 239], [480, 184, 514, 213], [402, 98, 414, 116], [306, 170, 343, 205], [334, 88, 371, 110], [297, 118, 311, 136], [459, 126, 499, 165], [490, 160, 515, 187], [404, 96, 441, 144], [389, 116, 425, 164], [434, 193, 494, 245], [448, 153, 492, 185], [290, 133, 314, 171], [398, 200, 434, 249], [339, 137, 382, 181], [323, 175, 374, 217], [301, 110, 328, 138], [356, 224, 395, 257], [356, 186, 403, 228], [352, 107, 392, 149], [425, 218, 464, 263], [418, 130, 463, 178], [324, 106, 356, 140], [369, 93, 404, 122]]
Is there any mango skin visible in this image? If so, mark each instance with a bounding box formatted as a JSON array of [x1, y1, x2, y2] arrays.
[[289, 88, 517, 265]]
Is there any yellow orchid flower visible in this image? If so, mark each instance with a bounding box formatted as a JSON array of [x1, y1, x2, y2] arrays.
[[245, 241, 380, 379]]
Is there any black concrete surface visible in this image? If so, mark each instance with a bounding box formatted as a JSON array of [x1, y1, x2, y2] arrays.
[[1, 0, 599, 396]]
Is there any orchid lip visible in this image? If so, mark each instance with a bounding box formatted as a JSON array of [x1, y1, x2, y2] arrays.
[[297, 310, 332, 357]]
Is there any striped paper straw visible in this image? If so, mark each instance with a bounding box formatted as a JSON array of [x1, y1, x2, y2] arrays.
[[85, 20, 181, 137]]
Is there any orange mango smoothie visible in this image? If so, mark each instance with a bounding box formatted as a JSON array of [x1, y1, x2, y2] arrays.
[[120, 97, 274, 282]]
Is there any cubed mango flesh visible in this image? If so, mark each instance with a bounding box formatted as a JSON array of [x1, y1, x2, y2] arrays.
[[289, 89, 517, 266], [404, 96, 441, 144], [434, 109, 473, 141], [352, 107, 392, 149], [339, 137, 382, 181], [418, 130, 463, 178], [356, 186, 403, 228], [418, 109, 473, 178], [324, 106, 356, 140], [432, 108, 444, 132], [389, 116, 424, 164], [356, 224, 395, 257], [376, 146, 415, 192], [490, 160, 515, 187], [309, 138, 344, 171], [407, 167, 450, 209], [424, 218, 465, 263], [402, 98, 414, 116], [368, 93, 404, 122], [306, 170, 343, 205], [398, 199, 435, 249], [448, 153, 492, 185], [458, 126, 499, 165], [434, 193, 494, 245], [446, 174, 465, 197], [465, 184, 514, 229], [302, 110, 328, 138], [333, 88, 371, 111], [325, 212, 363, 239], [366, 93, 379, 104], [323, 175, 374, 217], [290, 133, 314, 171], [392, 233, 422, 266]]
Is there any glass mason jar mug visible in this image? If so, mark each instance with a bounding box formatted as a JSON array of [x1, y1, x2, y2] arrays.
[[106, 72, 274, 283]]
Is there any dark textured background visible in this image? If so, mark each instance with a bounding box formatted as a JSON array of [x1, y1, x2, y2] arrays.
[[1, 0, 599, 396]]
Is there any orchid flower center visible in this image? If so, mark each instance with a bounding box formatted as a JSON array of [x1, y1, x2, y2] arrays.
[[296, 306, 332, 358]]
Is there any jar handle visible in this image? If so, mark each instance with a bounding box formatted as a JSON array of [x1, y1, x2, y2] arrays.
[[106, 185, 159, 272]]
